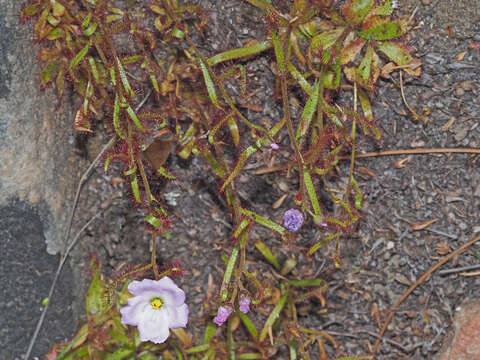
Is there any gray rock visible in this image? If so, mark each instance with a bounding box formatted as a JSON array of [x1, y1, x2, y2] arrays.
[[0, 1, 85, 358], [0, 2, 81, 255], [0, 201, 75, 359]]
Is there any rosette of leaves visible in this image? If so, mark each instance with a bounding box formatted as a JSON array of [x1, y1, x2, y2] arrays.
[[21, 0, 209, 233]]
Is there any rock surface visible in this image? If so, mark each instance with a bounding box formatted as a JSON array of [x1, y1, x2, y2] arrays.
[[0, 201, 74, 359], [0, 1, 81, 255], [0, 1, 84, 358], [435, 300, 480, 360]]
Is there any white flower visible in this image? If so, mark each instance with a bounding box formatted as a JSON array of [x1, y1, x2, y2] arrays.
[[120, 277, 188, 344]]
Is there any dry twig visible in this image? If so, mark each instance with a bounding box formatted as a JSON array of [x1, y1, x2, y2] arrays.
[[372, 235, 480, 355]]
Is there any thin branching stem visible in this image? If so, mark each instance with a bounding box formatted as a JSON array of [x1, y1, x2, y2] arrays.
[[151, 233, 160, 280], [344, 82, 357, 207], [279, 36, 306, 208], [184, 34, 273, 140]]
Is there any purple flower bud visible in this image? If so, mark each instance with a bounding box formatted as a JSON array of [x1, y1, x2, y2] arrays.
[[213, 306, 233, 326], [283, 209, 304, 232], [270, 143, 279, 150], [239, 296, 251, 314]]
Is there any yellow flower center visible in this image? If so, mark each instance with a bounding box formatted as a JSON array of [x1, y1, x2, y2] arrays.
[[151, 297, 163, 310]]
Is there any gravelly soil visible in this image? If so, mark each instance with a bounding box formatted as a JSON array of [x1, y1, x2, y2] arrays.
[[62, 1, 480, 359]]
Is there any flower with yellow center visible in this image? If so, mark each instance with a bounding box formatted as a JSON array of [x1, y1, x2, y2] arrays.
[[120, 277, 188, 344], [150, 297, 163, 310]]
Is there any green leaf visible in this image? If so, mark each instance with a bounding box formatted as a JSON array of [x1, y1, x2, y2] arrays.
[[209, 114, 230, 145], [199, 59, 221, 109], [310, 27, 345, 51], [288, 278, 323, 287], [109, 66, 116, 86], [228, 115, 240, 146], [145, 214, 163, 227], [350, 176, 363, 209], [104, 347, 134, 360], [47, 27, 64, 40], [357, 88, 372, 122], [297, 81, 320, 141], [113, 95, 125, 139], [88, 57, 99, 82], [139, 353, 157, 360], [357, 45, 374, 83], [104, 156, 113, 172], [254, 240, 280, 270], [221, 117, 286, 191], [203, 322, 217, 344], [303, 166, 322, 216], [228, 319, 235, 360], [86, 257, 105, 315], [281, 258, 297, 276], [307, 232, 339, 256], [130, 175, 141, 203], [238, 354, 263, 359], [51, 1, 65, 17], [220, 245, 239, 301], [20, 3, 43, 19], [341, 38, 366, 65], [323, 53, 341, 89], [342, 0, 374, 25], [41, 61, 59, 84], [358, 22, 403, 40], [156, 166, 176, 179], [241, 208, 286, 235], [260, 291, 289, 342], [272, 30, 285, 72], [83, 22, 98, 36], [208, 40, 272, 66], [81, 13, 92, 28], [172, 27, 185, 39], [376, 0, 394, 16], [186, 344, 210, 354], [126, 105, 147, 131], [377, 41, 413, 66], [150, 72, 160, 93], [238, 311, 258, 340], [201, 147, 227, 178], [233, 218, 251, 239], [287, 62, 312, 95], [290, 340, 297, 360], [110, 328, 132, 346], [122, 55, 144, 65], [116, 57, 135, 97], [69, 42, 89, 69]]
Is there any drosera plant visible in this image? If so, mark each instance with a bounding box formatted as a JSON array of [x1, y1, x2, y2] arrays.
[[21, 0, 421, 358]]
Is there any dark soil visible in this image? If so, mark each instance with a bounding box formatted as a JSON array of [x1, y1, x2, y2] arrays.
[[49, 0, 480, 359]]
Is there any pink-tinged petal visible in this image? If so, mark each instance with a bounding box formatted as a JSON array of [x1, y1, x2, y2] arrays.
[[239, 296, 251, 314], [168, 303, 189, 329], [137, 308, 170, 344], [213, 306, 233, 326], [120, 296, 150, 326], [128, 277, 185, 306]]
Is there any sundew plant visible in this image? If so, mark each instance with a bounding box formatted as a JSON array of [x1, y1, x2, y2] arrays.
[[21, 0, 420, 358]]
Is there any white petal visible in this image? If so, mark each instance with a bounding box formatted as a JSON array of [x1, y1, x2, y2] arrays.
[[128, 278, 185, 307], [137, 307, 171, 344], [120, 296, 149, 326], [168, 303, 189, 329]]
